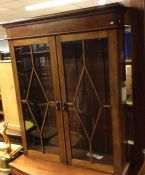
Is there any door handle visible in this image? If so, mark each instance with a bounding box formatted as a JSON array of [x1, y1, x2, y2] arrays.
[[55, 101, 61, 110], [61, 101, 68, 111], [55, 101, 68, 111]]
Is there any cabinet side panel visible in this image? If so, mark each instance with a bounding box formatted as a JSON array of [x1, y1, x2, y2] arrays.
[[0, 62, 20, 130]]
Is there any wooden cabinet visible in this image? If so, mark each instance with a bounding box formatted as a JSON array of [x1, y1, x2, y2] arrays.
[[0, 61, 20, 131], [0, 61, 21, 144], [4, 3, 128, 175]]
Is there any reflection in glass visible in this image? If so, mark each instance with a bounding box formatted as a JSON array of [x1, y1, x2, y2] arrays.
[[32, 44, 54, 101], [68, 110, 90, 161], [85, 38, 110, 103], [74, 72, 101, 137], [62, 38, 113, 165], [15, 46, 32, 99], [44, 106, 59, 155], [22, 103, 41, 151], [62, 41, 83, 102], [91, 108, 113, 165]]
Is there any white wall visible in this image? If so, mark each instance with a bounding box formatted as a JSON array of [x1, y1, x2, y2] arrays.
[[0, 40, 9, 53]]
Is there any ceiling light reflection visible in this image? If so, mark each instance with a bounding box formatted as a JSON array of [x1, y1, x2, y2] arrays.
[[25, 0, 86, 11]]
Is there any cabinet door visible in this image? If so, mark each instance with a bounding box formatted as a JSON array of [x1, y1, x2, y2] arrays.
[[56, 31, 122, 173], [11, 37, 66, 162]]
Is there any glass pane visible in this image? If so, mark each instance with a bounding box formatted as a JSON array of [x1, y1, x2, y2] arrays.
[[69, 108, 113, 164], [62, 37, 112, 165], [15, 46, 32, 99], [91, 108, 113, 165], [85, 38, 110, 103], [74, 72, 101, 137], [28, 73, 47, 129], [62, 41, 83, 102], [22, 103, 41, 152], [32, 44, 54, 101], [15, 43, 59, 155], [68, 109, 90, 161], [32, 43, 49, 52], [44, 106, 59, 155]]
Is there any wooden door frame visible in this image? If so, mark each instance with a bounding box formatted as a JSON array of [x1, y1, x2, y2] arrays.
[[55, 30, 125, 174], [9, 36, 66, 163]]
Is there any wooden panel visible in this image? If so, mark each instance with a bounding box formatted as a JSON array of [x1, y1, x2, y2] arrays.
[[4, 3, 126, 40], [56, 29, 125, 174], [108, 30, 123, 174], [5, 3, 126, 40], [129, 0, 145, 174], [12, 169, 25, 175], [6, 13, 118, 39], [9, 36, 66, 162], [9, 41, 28, 151], [0, 61, 20, 131], [59, 30, 109, 41], [49, 36, 67, 163], [10, 155, 112, 175], [72, 159, 114, 174], [12, 37, 51, 46]]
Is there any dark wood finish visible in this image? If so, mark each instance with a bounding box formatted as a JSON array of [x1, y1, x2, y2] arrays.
[[55, 36, 72, 165], [128, 0, 145, 174], [10, 155, 112, 175], [48, 36, 67, 163], [3, 3, 128, 175], [10, 37, 65, 163], [108, 30, 123, 174], [3, 3, 126, 40], [3, 3, 126, 28], [9, 40, 28, 152]]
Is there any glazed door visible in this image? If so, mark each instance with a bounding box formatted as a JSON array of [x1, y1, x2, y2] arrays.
[[56, 31, 121, 173], [11, 37, 66, 162]]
